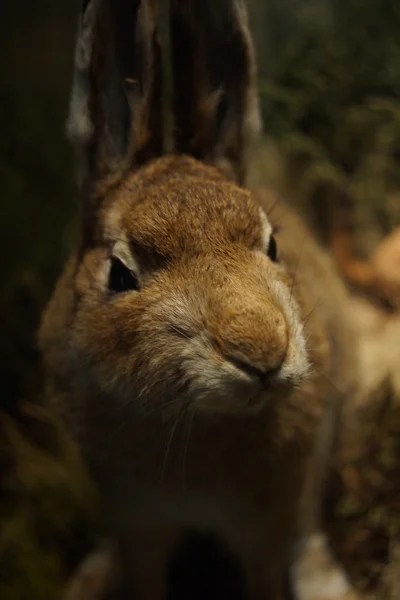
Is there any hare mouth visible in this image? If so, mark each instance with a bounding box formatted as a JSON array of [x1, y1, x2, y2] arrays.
[[177, 338, 296, 415], [188, 373, 269, 415]]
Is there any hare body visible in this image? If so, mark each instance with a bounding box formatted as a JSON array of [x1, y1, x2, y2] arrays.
[[40, 158, 356, 599], [39, 1, 358, 598]]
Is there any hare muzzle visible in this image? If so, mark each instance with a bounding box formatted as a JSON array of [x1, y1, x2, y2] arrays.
[[210, 303, 288, 381], [167, 265, 301, 414]]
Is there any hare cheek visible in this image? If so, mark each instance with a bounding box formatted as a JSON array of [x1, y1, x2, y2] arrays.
[[269, 279, 310, 383], [259, 208, 273, 250]]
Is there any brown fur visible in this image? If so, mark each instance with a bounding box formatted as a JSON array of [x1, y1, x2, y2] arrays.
[[40, 1, 358, 598], [170, 0, 261, 182], [40, 157, 357, 599]]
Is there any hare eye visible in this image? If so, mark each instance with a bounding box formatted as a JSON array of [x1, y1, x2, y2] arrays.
[[267, 234, 278, 262], [109, 258, 139, 293]]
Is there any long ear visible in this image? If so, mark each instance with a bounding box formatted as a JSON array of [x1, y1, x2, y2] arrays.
[[170, 0, 261, 184], [67, 0, 163, 190]]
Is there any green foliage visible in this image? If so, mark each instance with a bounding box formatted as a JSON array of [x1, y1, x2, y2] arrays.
[[252, 0, 400, 217]]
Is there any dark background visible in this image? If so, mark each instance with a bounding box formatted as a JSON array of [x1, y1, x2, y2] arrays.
[[1, 2, 78, 409]]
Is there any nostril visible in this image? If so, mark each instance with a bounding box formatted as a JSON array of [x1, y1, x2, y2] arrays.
[[225, 354, 285, 384], [226, 355, 266, 381]]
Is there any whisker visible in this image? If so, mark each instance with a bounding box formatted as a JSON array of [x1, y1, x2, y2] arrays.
[[265, 196, 280, 219], [159, 406, 185, 484], [181, 405, 196, 491], [290, 233, 307, 296], [302, 294, 325, 332], [137, 397, 183, 418], [312, 365, 346, 398]]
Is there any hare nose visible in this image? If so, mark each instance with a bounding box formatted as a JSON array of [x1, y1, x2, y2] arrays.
[[212, 304, 288, 381], [224, 355, 281, 383]]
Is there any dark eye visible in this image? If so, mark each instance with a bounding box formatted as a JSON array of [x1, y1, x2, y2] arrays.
[[109, 257, 140, 293], [267, 234, 278, 262]]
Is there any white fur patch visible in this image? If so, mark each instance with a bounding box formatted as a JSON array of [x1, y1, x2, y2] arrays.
[[180, 333, 262, 414], [291, 533, 357, 600], [259, 207, 273, 252], [112, 239, 141, 277], [269, 277, 310, 382], [66, 86, 93, 143], [66, 0, 99, 143]]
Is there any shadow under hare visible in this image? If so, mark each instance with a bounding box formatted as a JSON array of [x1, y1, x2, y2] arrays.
[[39, 0, 359, 598]]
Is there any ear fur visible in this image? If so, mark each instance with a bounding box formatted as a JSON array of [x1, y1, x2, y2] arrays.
[[170, 0, 262, 184], [67, 0, 163, 190]]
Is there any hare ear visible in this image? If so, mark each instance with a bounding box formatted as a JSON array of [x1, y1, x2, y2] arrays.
[[170, 0, 261, 184], [67, 0, 163, 189]]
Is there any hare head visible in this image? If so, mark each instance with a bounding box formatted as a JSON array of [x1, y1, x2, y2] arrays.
[[40, 0, 310, 420]]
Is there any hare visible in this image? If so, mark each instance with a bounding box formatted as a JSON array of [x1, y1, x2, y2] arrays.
[[39, 0, 359, 598]]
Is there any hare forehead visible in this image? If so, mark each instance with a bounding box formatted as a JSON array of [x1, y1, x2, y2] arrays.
[[107, 176, 265, 255]]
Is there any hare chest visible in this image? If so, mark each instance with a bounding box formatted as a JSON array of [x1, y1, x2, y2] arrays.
[[97, 409, 314, 600]]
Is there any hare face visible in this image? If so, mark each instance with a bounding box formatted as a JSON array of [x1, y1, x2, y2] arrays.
[[70, 157, 309, 415]]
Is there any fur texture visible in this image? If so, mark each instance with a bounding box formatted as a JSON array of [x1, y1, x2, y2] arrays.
[[39, 1, 358, 598]]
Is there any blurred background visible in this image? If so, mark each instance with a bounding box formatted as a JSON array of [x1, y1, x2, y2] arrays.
[[1, 1, 78, 413], [1, 1, 400, 598]]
